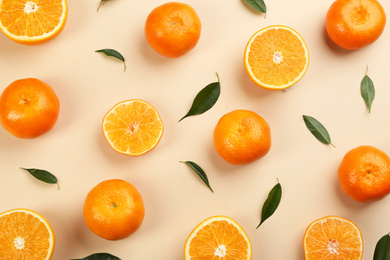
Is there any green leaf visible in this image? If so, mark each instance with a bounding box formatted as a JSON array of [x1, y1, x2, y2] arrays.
[[96, 49, 126, 71], [97, 0, 110, 12], [245, 0, 267, 14], [257, 179, 282, 228], [180, 161, 214, 192], [179, 73, 220, 122], [71, 252, 121, 260], [21, 168, 60, 190], [302, 115, 335, 147], [361, 66, 375, 113], [374, 233, 390, 260]]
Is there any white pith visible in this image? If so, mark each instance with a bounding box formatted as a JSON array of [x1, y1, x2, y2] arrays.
[[14, 237, 25, 250], [214, 244, 227, 257], [24, 1, 38, 14]]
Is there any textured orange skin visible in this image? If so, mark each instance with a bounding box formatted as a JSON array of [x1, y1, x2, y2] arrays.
[[0, 78, 60, 139], [213, 110, 271, 165], [338, 145, 390, 202], [83, 179, 145, 241], [145, 2, 201, 58], [326, 0, 386, 50]]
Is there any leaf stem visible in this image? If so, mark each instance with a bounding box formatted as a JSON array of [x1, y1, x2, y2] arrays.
[[97, 1, 104, 12], [215, 72, 220, 83]]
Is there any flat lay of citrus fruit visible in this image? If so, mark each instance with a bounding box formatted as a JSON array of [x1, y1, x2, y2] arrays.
[[102, 99, 164, 156], [214, 109, 271, 165], [326, 0, 386, 50], [0, 78, 60, 139], [338, 145, 390, 202], [303, 215, 363, 260], [0, 0, 68, 45], [0, 208, 55, 260], [83, 179, 145, 241], [244, 25, 309, 90], [184, 215, 252, 260], [145, 2, 201, 58]]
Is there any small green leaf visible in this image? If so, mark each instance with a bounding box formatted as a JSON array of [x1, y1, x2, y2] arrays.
[[361, 66, 375, 113], [257, 179, 282, 228], [179, 73, 220, 122], [180, 161, 214, 192], [374, 233, 390, 260], [96, 49, 126, 71], [245, 0, 267, 14], [71, 252, 121, 260], [97, 0, 110, 12], [21, 168, 60, 190], [302, 115, 335, 147]]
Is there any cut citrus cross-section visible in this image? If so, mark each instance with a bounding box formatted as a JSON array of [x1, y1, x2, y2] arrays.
[[102, 99, 164, 156], [303, 216, 363, 260], [0, 0, 68, 45], [0, 208, 55, 260], [244, 25, 309, 90], [184, 215, 252, 260]]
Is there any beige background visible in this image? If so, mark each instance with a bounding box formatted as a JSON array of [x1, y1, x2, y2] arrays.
[[1, 0, 390, 259]]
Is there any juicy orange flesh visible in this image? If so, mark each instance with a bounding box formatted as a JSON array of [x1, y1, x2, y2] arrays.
[[103, 101, 163, 155], [248, 28, 307, 86], [0, 0, 64, 37], [189, 220, 249, 259], [0, 212, 52, 259], [304, 218, 362, 259]]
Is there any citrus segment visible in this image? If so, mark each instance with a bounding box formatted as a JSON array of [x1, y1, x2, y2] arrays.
[[244, 25, 309, 90], [303, 216, 363, 260], [184, 216, 252, 260], [0, 208, 55, 260], [0, 0, 68, 45], [102, 99, 164, 156]]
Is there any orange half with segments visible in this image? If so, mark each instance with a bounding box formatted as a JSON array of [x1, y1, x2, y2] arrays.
[[244, 25, 309, 90], [0, 0, 68, 45], [303, 215, 363, 260], [0, 208, 55, 260], [184, 215, 252, 260], [102, 99, 164, 156]]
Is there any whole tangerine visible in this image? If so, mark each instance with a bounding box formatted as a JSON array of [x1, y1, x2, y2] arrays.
[[338, 145, 390, 202], [145, 2, 201, 58], [83, 179, 145, 240], [213, 110, 271, 165], [326, 0, 386, 50], [0, 78, 60, 139]]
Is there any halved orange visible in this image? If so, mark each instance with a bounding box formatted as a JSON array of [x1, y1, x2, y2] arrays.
[[0, 0, 68, 45], [102, 99, 164, 156], [303, 216, 363, 260], [184, 215, 252, 260], [244, 25, 309, 90], [0, 208, 55, 260]]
